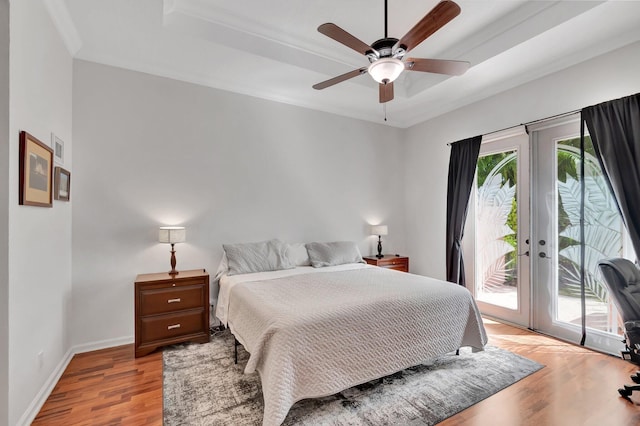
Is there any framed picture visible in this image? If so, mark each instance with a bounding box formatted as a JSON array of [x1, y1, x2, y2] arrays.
[[19, 131, 53, 207], [51, 133, 64, 164], [54, 167, 71, 201]]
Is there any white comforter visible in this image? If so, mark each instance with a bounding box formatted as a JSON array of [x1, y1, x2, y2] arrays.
[[221, 264, 487, 426]]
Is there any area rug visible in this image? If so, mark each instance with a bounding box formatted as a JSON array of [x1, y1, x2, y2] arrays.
[[163, 331, 543, 425]]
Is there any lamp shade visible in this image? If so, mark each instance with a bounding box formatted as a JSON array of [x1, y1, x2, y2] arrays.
[[368, 58, 404, 84], [158, 226, 186, 244], [371, 225, 388, 236]]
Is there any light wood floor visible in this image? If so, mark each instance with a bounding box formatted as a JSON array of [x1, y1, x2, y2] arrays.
[[34, 319, 640, 425]]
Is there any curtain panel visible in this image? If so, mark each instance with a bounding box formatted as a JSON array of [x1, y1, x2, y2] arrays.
[[583, 93, 640, 260], [446, 135, 482, 286]]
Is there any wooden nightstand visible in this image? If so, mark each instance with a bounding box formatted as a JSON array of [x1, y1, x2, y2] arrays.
[[363, 255, 409, 272], [134, 269, 210, 357]]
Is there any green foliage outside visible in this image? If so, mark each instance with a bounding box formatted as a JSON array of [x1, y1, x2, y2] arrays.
[[556, 137, 581, 250], [477, 151, 518, 285]]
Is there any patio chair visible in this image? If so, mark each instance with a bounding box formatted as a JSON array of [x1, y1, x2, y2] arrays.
[[598, 258, 640, 401]]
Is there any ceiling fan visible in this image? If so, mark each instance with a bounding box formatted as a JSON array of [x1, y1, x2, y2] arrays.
[[312, 0, 470, 103]]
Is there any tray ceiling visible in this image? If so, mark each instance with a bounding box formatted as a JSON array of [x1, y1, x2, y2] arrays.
[[55, 0, 640, 127]]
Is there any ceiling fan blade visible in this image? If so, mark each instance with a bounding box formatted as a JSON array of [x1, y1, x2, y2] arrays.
[[397, 0, 461, 53], [313, 67, 368, 90], [318, 23, 376, 56], [405, 58, 469, 75], [379, 82, 394, 103]]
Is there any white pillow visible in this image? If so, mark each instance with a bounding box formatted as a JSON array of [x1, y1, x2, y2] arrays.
[[287, 243, 311, 266], [213, 251, 229, 280], [305, 241, 364, 268], [223, 239, 295, 276]]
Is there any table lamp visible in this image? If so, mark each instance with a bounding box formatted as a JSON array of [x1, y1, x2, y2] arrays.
[[371, 225, 388, 259], [158, 226, 186, 275]]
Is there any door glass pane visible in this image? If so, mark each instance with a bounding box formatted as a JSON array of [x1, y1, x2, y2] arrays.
[[555, 136, 624, 336], [475, 150, 518, 310]]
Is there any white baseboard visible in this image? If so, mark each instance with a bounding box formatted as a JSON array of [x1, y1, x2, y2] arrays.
[[17, 347, 74, 426], [17, 335, 134, 425], [73, 335, 134, 354]]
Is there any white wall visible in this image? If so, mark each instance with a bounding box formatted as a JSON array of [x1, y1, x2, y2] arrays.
[[71, 60, 406, 347], [404, 41, 640, 280], [0, 1, 9, 424], [8, 1, 73, 424]]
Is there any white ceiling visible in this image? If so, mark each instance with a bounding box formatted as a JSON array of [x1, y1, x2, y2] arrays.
[[51, 0, 640, 128]]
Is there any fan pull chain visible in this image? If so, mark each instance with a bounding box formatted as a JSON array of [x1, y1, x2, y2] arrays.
[[383, 103, 387, 121]]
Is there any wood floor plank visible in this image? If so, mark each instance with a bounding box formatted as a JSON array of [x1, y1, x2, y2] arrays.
[[33, 319, 640, 425], [33, 345, 162, 425]]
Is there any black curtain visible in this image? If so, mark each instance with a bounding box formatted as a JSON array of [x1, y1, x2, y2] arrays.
[[583, 93, 640, 259], [446, 135, 482, 286]]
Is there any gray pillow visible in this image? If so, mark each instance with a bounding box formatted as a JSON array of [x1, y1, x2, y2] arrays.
[[223, 239, 294, 276], [305, 241, 364, 268], [287, 243, 312, 266]]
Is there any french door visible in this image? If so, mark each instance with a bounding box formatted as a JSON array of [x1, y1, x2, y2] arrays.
[[465, 127, 530, 327], [466, 117, 630, 355], [530, 117, 627, 354]]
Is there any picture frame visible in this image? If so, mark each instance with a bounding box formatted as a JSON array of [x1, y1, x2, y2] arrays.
[[54, 167, 71, 202], [51, 133, 64, 165], [19, 131, 53, 207]]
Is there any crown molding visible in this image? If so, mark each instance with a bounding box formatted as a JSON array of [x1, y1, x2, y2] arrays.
[[43, 0, 82, 56]]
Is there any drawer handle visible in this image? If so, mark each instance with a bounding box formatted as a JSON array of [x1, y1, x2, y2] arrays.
[[167, 324, 181, 330], [167, 298, 181, 304]]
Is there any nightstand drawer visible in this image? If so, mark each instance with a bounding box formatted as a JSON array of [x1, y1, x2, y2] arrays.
[[139, 285, 205, 316], [139, 310, 206, 343], [376, 257, 406, 267], [386, 264, 408, 272]]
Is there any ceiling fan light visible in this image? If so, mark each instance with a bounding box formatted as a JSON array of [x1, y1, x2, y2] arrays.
[[368, 58, 404, 84]]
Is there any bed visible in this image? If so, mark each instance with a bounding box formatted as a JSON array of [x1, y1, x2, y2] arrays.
[[215, 241, 487, 426]]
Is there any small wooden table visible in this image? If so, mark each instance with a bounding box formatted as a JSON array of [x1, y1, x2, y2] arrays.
[[134, 269, 209, 357], [363, 255, 409, 272]]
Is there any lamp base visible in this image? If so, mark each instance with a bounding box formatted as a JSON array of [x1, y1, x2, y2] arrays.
[[376, 236, 383, 259], [375, 254, 384, 259], [169, 244, 179, 275]]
